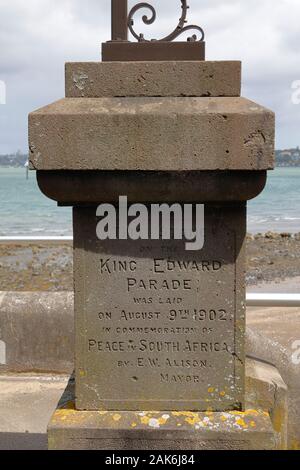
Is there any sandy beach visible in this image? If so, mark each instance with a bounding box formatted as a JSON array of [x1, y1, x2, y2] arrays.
[[0, 233, 299, 292]]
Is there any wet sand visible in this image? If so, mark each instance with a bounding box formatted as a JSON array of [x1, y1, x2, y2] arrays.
[[0, 233, 299, 292], [246, 232, 300, 287], [0, 242, 73, 291]]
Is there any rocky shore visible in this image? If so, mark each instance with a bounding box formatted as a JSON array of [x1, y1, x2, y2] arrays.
[[246, 232, 300, 285], [0, 233, 299, 291]]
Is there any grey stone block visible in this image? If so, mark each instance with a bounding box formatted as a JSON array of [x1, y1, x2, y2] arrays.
[[73, 204, 246, 412], [29, 97, 275, 171], [65, 61, 241, 98]]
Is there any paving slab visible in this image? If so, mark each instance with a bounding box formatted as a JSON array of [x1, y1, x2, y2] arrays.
[[0, 375, 68, 450]]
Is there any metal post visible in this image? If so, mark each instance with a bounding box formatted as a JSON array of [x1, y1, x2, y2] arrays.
[[111, 0, 128, 41]]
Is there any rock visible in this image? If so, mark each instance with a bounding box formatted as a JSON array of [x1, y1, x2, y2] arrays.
[[265, 231, 279, 239], [280, 233, 292, 238], [294, 233, 300, 241]]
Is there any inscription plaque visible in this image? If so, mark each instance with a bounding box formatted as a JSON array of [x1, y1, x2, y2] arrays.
[[74, 204, 245, 411]]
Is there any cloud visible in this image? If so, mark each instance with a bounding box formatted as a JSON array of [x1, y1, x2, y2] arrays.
[[0, 0, 299, 153]]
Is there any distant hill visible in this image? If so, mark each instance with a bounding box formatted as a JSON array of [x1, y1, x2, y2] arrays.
[[0, 152, 28, 167], [1, 148, 300, 167]]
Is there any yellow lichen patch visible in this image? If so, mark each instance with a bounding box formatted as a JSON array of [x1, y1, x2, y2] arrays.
[[98, 411, 108, 416], [158, 415, 169, 426], [272, 407, 285, 434], [208, 387, 215, 394], [172, 411, 199, 418], [219, 391, 226, 397], [185, 416, 200, 426], [244, 409, 259, 416], [112, 414, 122, 422], [291, 440, 300, 451], [230, 411, 244, 417], [141, 416, 150, 425], [221, 416, 228, 422], [250, 421, 256, 428], [235, 418, 247, 428], [245, 410, 268, 418], [52, 409, 88, 426], [131, 423, 137, 428], [55, 409, 74, 418], [62, 401, 76, 410]]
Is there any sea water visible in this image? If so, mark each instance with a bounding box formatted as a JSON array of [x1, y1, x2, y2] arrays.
[[0, 167, 299, 236]]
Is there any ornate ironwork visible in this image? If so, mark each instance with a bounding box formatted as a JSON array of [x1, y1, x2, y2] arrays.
[[106, 1, 205, 61], [128, 1, 205, 43]]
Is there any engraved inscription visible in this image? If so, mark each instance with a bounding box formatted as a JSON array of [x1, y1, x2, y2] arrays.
[[85, 252, 236, 397], [75, 206, 245, 411]]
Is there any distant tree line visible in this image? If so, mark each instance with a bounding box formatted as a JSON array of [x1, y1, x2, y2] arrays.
[[0, 151, 28, 167]]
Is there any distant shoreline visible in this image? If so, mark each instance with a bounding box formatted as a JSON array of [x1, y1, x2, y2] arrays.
[[0, 232, 299, 240], [0, 166, 299, 236]]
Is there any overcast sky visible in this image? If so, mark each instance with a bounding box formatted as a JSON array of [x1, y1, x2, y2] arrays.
[[0, 0, 299, 154]]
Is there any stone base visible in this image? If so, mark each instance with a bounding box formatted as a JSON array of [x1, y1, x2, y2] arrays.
[[49, 358, 287, 450], [48, 406, 276, 451], [48, 374, 280, 450]]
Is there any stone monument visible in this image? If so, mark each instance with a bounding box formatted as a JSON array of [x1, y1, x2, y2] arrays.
[[29, 0, 278, 450]]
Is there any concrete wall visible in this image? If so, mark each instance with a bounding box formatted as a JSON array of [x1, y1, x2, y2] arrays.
[[0, 292, 74, 374]]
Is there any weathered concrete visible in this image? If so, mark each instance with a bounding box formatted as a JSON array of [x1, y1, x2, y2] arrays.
[[0, 374, 68, 450], [247, 307, 300, 450], [74, 204, 246, 412], [48, 358, 286, 450], [65, 61, 241, 98], [29, 97, 275, 171], [246, 358, 287, 449], [0, 292, 74, 374]]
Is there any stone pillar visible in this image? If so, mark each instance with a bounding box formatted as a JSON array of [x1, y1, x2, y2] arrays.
[[29, 59, 275, 449]]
